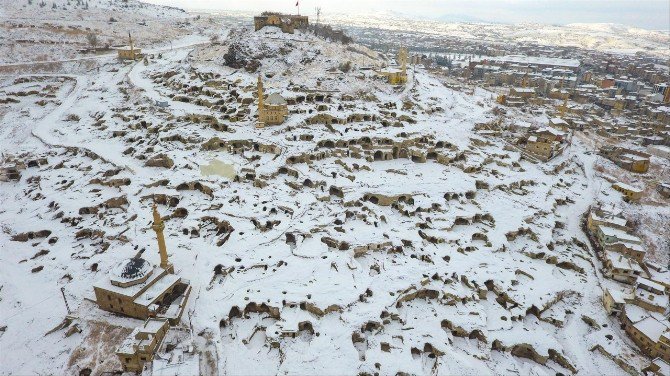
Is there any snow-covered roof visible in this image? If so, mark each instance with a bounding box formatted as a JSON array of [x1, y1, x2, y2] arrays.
[[606, 287, 629, 303], [94, 265, 167, 299], [266, 93, 287, 106], [638, 278, 666, 293], [651, 358, 670, 375], [535, 127, 565, 136], [490, 55, 580, 68], [635, 316, 670, 342], [134, 273, 181, 307], [599, 225, 642, 244], [613, 182, 642, 193], [605, 250, 641, 272], [117, 318, 168, 355], [592, 213, 627, 228], [620, 153, 648, 161]]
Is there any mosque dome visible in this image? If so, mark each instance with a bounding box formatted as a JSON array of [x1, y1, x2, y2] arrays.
[[110, 257, 153, 287]]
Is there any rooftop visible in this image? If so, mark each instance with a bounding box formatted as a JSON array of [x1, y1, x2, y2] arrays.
[[94, 265, 168, 299], [598, 225, 642, 244]]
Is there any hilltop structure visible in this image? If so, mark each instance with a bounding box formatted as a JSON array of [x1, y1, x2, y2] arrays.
[[254, 12, 308, 34], [93, 205, 190, 325], [256, 75, 288, 128]]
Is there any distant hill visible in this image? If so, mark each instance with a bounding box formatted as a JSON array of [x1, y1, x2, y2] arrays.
[[434, 13, 487, 23]]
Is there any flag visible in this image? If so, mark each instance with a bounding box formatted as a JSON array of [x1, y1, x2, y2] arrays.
[[296, 1, 299, 6]]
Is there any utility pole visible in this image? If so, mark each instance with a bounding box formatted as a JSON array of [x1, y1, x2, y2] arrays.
[[60, 287, 71, 315]]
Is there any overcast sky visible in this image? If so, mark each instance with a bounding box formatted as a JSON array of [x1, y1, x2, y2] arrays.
[[143, 0, 670, 30]]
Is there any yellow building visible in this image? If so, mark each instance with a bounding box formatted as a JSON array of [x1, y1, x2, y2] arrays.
[[256, 75, 288, 128], [621, 305, 670, 362], [377, 47, 408, 85], [613, 182, 643, 201], [93, 205, 191, 325], [116, 318, 169, 372], [525, 135, 555, 161], [117, 33, 141, 60]]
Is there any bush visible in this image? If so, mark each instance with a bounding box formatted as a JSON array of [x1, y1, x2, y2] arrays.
[[338, 61, 352, 73], [66, 114, 80, 122]]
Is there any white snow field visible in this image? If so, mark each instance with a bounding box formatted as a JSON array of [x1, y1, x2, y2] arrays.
[[1, 2, 668, 376]]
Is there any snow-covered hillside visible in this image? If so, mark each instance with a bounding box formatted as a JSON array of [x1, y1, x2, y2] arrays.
[[1, 7, 668, 376], [0, 0, 192, 64]]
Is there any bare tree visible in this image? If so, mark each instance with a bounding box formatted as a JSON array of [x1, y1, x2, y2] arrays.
[[86, 32, 98, 52]]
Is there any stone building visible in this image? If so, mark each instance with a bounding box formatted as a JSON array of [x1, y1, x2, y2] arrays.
[[587, 208, 628, 233], [602, 288, 628, 316], [620, 305, 670, 362], [256, 75, 288, 128], [632, 278, 669, 314], [593, 225, 642, 248], [93, 205, 191, 325], [524, 128, 565, 161], [254, 13, 308, 34], [116, 318, 169, 372], [377, 47, 408, 85], [599, 146, 651, 173], [612, 182, 643, 201], [606, 242, 646, 263], [603, 250, 644, 284], [643, 358, 670, 375], [117, 33, 141, 60]]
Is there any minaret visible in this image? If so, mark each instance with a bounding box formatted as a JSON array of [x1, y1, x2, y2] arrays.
[[257, 74, 265, 127], [128, 32, 135, 60], [399, 47, 407, 74], [152, 204, 173, 273]]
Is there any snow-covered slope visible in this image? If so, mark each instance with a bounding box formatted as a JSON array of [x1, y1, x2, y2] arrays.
[[0, 0, 191, 64], [0, 13, 666, 376]]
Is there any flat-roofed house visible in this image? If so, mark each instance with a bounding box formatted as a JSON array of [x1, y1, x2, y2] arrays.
[[643, 358, 670, 376], [587, 208, 628, 233], [602, 287, 629, 315], [603, 250, 644, 284], [116, 318, 169, 372], [621, 305, 670, 362], [633, 278, 669, 313], [612, 182, 644, 201], [509, 87, 536, 99], [594, 225, 642, 247], [606, 242, 646, 263]]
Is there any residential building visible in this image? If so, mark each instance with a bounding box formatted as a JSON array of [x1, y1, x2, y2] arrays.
[[116, 318, 169, 372]]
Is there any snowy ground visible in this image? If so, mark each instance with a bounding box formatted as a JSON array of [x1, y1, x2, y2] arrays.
[[0, 4, 668, 376]]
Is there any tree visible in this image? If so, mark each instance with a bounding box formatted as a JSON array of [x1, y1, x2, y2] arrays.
[[86, 33, 98, 51]]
